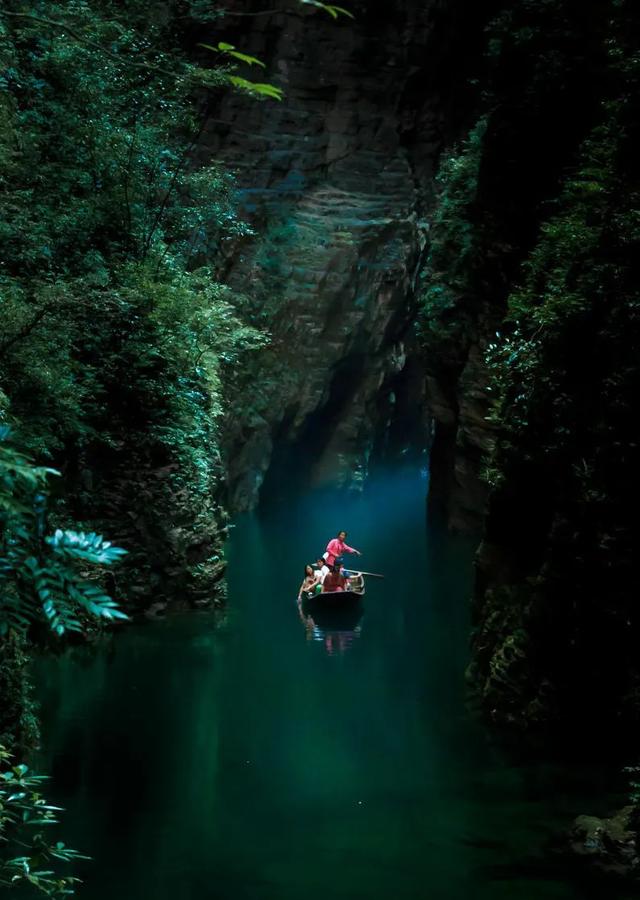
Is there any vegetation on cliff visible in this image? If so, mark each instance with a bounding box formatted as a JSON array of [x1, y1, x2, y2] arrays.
[[419, 0, 640, 737], [475, 85, 640, 735], [0, 431, 126, 891], [0, 0, 275, 890], [0, 0, 267, 606], [1, 742, 88, 897], [0, 2, 352, 889]]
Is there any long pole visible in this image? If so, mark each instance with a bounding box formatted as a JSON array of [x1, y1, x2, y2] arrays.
[[348, 570, 385, 578]]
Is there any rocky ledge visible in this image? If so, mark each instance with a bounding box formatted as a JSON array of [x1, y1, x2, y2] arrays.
[[566, 807, 639, 879]]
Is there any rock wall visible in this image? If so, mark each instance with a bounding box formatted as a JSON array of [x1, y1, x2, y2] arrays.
[[198, 0, 494, 513], [63, 434, 229, 610]]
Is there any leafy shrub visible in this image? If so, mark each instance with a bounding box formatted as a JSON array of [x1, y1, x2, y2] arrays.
[[0, 428, 126, 636], [0, 744, 86, 897], [418, 116, 488, 346]]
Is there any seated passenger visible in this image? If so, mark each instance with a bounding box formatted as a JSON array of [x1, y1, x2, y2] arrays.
[[313, 557, 330, 584], [346, 572, 364, 593], [322, 563, 349, 593], [298, 564, 319, 601]]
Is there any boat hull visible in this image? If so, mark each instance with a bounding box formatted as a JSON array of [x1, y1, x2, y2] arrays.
[[303, 588, 364, 605], [319, 589, 363, 599], [302, 590, 363, 630]]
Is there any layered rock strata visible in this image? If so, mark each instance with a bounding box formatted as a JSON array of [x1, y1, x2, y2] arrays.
[[200, 1, 486, 512]]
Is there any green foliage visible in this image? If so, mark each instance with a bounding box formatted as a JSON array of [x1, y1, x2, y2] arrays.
[[487, 91, 639, 461], [200, 41, 266, 68], [417, 118, 487, 354], [226, 75, 284, 100], [198, 40, 286, 100], [0, 0, 261, 462], [0, 0, 352, 558], [0, 633, 39, 751], [0, 430, 126, 636], [0, 0, 267, 613], [464, 0, 640, 730], [0, 744, 86, 896], [197, 1, 355, 99], [0, 0, 350, 891], [624, 766, 640, 807]]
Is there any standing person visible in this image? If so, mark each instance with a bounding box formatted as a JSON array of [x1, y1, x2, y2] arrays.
[[322, 563, 350, 594], [324, 530, 361, 568], [298, 564, 318, 601]]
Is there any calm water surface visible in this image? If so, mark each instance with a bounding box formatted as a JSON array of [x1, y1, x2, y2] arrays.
[[34, 466, 628, 899]]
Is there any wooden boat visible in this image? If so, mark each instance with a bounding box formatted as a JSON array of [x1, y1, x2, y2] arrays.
[[307, 588, 364, 604], [303, 588, 363, 625], [298, 574, 367, 648]]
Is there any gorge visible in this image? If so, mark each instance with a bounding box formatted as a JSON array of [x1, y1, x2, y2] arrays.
[[0, 0, 638, 896]]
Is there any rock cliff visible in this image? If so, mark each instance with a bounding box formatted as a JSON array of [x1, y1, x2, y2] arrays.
[[199, 0, 495, 514]]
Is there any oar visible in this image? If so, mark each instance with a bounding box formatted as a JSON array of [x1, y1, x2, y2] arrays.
[[348, 570, 385, 579]]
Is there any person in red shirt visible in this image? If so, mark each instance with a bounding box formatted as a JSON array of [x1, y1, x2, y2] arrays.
[[324, 530, 361, 567], [322, 563, 349, 593]]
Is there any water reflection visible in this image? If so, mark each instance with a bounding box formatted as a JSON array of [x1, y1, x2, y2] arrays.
[[297, 595, 363, 655]]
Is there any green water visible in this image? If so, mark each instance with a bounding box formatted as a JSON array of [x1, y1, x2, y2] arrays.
[[34, 466, 627, 899]]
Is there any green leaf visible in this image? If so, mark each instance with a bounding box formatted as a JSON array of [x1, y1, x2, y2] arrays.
[[227, 76, 283, 101], [226, 50, 267, 68], [197, 42, 266, 68]]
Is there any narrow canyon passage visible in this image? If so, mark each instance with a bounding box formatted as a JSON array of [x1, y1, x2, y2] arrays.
[[1, 1, 638, 895], [33, 465, 624, 900]]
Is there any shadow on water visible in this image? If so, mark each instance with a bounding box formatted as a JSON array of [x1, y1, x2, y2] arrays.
[[31, 463, 633, 900]]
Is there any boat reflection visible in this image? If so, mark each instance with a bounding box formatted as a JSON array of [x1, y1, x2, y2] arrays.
[[297, 594, 364, 656]]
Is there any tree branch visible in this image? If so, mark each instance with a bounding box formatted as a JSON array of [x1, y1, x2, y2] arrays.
[[1, 11, 181, 80], [141, 110, 211, 261], [123, 123, 138, 248], [0, 305, 54, 358]]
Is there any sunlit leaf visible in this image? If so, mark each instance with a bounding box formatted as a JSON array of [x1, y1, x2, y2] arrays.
[[197, 41, 266, 67], [227, 75, 283, 100]]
